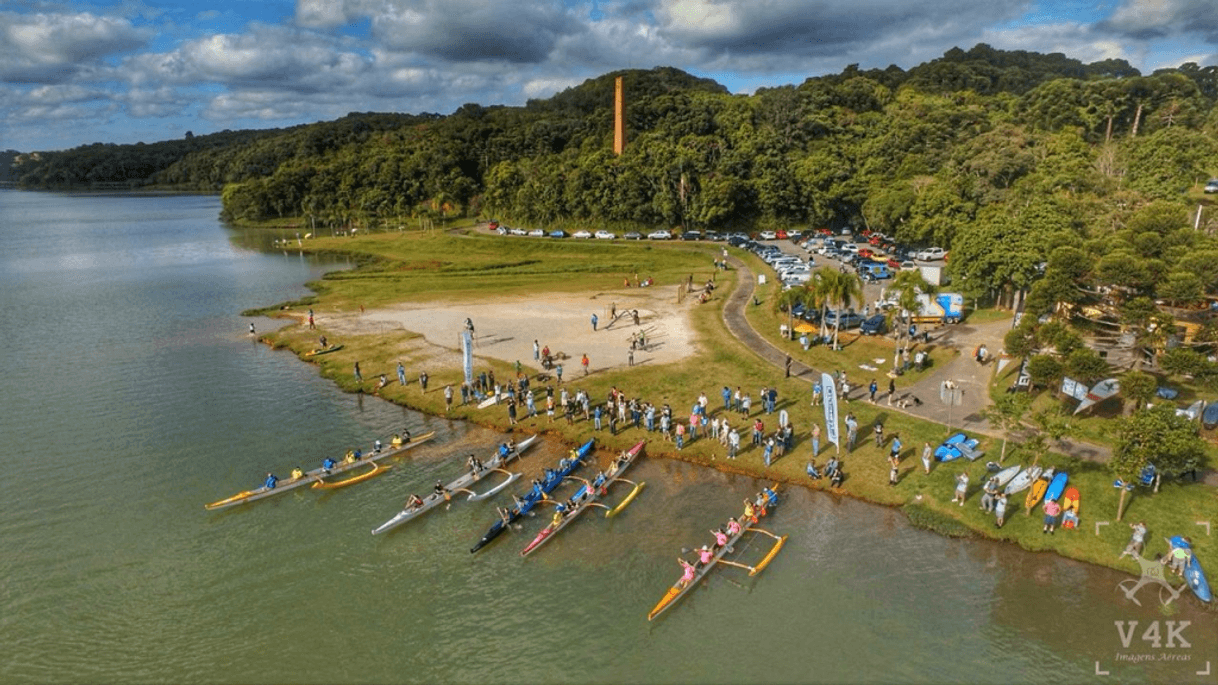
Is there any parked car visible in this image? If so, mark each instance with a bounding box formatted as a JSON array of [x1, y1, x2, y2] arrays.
[[758, 230, 778, 240], [916, 247, 946, 261], [594, 230, 616, 240], [775, 229, 789, 239], [624, 231, 643, 240], [860, 314, 888, 335], [528, 229, 545, 237], [572, 230, 593, 239], [839, 243, 859, 255], [681, 230, 702, 241], [704, 231, 724, 241], [1206, 179, 1218, 194], [647, 230, 672, 240], [495, 226, 508, 235], [510, 227, 528, 236], [823, 310, 864, 329], [549, 230, 567, 238]]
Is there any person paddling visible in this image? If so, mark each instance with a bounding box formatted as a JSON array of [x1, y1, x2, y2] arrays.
[[711, 527, 728, 549], [726, 517, 742, 536], [695, 544, 714, 568], [677, 558, 697, 588], [263, 472, 278, 489], [405, 494, 424, 511]]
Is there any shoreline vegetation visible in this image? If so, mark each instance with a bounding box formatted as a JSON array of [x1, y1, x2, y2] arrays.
[[254, 222, 1215, 608]]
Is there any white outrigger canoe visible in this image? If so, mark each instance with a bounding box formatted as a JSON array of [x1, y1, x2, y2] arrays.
[[370, 435, 538, 535], [520, 440, 646, 557], [205, 431, 436, 511]]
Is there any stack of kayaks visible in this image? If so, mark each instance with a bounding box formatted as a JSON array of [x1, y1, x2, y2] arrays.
[[1004, 465, 1042, 495], [934, 433, 984, 462]]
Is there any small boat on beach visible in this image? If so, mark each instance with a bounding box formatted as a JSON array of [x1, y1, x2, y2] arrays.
[[304, 344, 344, 357], [205, 431, 435, 511], [370, 435, 538, 535], [520, 440, 646, 557]]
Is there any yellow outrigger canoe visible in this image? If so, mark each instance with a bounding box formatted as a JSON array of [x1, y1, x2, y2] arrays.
[[647, 484, 787, 621], [312, 462, 391, 490], [205, 431, 435, 511]]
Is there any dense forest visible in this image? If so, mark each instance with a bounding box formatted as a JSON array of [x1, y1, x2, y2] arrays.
[[12, 46, 1218, 317]]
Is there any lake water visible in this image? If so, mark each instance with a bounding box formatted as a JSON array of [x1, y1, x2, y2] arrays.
[[0, 190, 1212, 684]]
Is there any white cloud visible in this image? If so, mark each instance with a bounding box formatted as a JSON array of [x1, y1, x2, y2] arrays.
[[0, 11, 151, 83]]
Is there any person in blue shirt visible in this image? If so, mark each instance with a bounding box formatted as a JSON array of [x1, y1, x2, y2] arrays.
[[498, 443, 510, 459], [722, 386, 731, 410], [322, 457, 336, 472], [264, 473, 278, 489]]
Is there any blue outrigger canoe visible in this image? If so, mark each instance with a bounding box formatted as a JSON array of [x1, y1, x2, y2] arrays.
[[1171, 535, 1212, 603], [470, 438, 594, 553]]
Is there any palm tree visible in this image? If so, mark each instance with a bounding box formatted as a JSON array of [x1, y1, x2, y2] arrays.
[[810, 270, 839, 342], [830, 271, 862, 350], [777, 286, 808, 340], [887, 270, 935, 371]]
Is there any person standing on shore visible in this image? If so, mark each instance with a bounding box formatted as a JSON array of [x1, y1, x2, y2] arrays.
[[397, 362, 406, 387], [591, 313, 598, 332], [953, 472, 969, 506], [354, 361, 362, 382], [995, 494, 1008, 528], [534, 339, 540, 361], [887, 377, 896, 406], [869, 379, 878, 403], [581, 353, 590, 376], [419, 371, 429, 393], [308, 309, 315, 329], [628, 348, 634, 366], [811, 422, 821, 457], [444, 385, 454, 413], [921, 442, 933, 474]]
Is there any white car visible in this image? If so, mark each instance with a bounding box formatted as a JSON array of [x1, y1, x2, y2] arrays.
[[916, 247, 946, 261], [509, 227, 527, 236], [527, 229, 545, 237], [782, 272, 812, 285], [572, 230, 593, 239], [758, 231, 777, 240], [495, 226, 508, 235], [839, 243, 859, 254], [647, 230, 672, 240], [594, 230, 616, 240]]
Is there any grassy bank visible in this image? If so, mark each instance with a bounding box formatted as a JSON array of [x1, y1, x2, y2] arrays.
[[258, 228, 1216, 602]]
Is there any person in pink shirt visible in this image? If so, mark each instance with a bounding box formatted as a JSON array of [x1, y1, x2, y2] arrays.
[[678, 558, 696, 587], [711, 527, 728, 549], [696, 545, 714, 568], [1042, 498, 1062, 535]]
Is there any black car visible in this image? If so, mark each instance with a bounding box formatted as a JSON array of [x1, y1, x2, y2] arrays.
[[860, 314, 887, 335], [681, 230, 702, 241]]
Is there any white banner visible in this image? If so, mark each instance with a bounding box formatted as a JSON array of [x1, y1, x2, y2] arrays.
[[461, 330, 473, 385], [821, 372, 839, 448]]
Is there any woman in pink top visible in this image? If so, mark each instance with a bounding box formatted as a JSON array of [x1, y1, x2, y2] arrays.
[[678, 559, 696, 586], [696, 545, 714, 567], [726, 517, 741, 536], [1042, 499, 1062, 535], [711, 527, 728, 549]]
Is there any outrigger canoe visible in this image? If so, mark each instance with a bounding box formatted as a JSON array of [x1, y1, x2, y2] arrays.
[[205, 431, 435, 511], [312, 461, 391, 490], [1024, 467, 1054, 513], [370, 435, 538, 535], [521, 440, 646, 557], [470, 438, 594, 554], [647, 484, 787, 621]]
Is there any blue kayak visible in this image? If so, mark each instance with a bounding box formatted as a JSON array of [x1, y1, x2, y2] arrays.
[[1044, 471, 1068, 502], [1184, 554, 1212, 602]]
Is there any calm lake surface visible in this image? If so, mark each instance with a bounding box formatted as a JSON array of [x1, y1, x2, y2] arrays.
[[0, 190, 1212, 684]]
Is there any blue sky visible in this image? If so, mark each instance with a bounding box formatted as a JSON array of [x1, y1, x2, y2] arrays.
[[2, 0, 1216, 152]]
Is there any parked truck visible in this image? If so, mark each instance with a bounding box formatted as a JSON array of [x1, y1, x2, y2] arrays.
[[911, 293, 964, 324], [918, 264, 950, 286]]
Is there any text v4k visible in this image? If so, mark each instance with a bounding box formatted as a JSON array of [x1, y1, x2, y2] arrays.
[[1114, 621, 1191, 649]]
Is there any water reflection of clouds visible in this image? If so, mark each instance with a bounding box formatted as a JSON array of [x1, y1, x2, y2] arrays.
[[21, 241, 251, 273]]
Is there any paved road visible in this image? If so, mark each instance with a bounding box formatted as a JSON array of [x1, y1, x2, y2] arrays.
[[722, 246, 1217, 485]]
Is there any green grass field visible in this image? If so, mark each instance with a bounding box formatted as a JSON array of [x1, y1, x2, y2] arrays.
[[258, 227, 1217, 591]]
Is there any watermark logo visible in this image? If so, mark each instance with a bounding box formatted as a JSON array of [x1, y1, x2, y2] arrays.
[[1116, 555, 1186, 607]]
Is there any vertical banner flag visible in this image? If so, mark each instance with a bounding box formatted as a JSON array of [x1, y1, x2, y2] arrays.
[[461, 330, 473, 385], [821, 372, 839, 448]]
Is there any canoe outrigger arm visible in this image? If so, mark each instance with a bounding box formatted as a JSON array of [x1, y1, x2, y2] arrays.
[[605, 479, 645, 518], [465, 469, 521, 501], [713, 530, 786, 577]]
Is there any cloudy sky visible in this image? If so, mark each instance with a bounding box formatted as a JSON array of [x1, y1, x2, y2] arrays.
[[2, 0, 1216, 152]]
